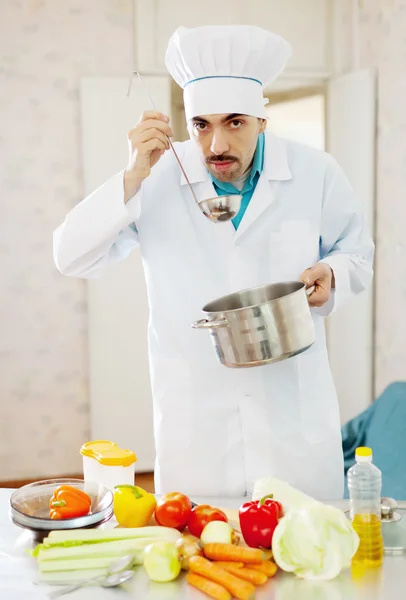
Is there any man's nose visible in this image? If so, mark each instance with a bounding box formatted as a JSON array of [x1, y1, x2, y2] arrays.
[[210, 129, 230, 156]]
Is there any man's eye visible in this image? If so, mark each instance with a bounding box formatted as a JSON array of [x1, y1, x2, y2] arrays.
[[194, 122, 207, 131], [230, 120, 243, 129]]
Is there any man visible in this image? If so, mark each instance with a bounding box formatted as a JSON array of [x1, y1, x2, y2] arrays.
[[54, 25, 374, 499]]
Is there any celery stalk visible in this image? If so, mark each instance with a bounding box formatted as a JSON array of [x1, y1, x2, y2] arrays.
[[33, 526, 182, 580], [43, 526, 180, 546], [39, 556, 140, 573], [38, 539, 153, 562]]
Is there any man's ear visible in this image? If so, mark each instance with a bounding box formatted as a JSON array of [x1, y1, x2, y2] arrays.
[[259, 118, 267, 134]]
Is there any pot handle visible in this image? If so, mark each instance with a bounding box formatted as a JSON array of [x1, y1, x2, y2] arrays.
[[192, 318, 229, 330], [306, 285, 316, 297]]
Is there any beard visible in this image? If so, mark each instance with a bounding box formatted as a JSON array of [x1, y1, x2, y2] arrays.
[[205, 154, 243, 182]]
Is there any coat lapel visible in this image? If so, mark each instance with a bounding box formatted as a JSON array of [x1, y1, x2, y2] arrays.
[[233, 133, 293, 243], [177, 133, 293, 244]]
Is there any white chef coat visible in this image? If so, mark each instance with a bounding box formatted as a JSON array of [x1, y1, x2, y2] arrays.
[[53, 132, 374, 500]]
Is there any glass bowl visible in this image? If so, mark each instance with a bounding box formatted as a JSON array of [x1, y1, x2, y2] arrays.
[[9, 478, 113, 539]]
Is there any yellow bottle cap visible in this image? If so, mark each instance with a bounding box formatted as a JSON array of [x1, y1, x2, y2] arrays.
[[355, 446, 372, 457], [80, 440, 137, 467]]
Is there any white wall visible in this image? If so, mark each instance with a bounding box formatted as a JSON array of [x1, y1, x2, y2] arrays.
[[357, 0, 406, 396], [331, 0, 406, 399], [81, 76, 171, 473], [325, 69, 376, 424], [5, 0, 402, 480], [134, 0, 333, 89], [1, 0, 335, 481], [266, 95, 325, 149], [0, 0, 134, 481]]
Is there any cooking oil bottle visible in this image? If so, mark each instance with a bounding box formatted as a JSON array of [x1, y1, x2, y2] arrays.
[[347, 447, 384, 567]]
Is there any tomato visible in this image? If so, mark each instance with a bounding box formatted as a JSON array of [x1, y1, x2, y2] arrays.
[[154, 492, 192, 530], [187, 505, 228, 538]]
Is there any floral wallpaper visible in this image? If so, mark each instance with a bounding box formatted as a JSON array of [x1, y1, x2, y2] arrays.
[[358, 0, 406, 395], [0, 0, 133, 479]]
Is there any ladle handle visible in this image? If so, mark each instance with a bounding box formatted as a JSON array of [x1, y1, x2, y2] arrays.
[[166, 140, 199, 204], [131, 71, 199, 205]]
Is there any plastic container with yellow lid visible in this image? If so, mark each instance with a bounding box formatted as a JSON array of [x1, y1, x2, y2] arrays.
[[80, 440, 137, 490]]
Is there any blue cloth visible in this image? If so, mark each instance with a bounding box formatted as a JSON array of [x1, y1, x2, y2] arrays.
[[211, 132, 265, 230], [341, 382, 406, 499]]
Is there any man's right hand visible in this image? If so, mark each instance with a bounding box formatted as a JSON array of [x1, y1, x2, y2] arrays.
[[124, 111, 173, 203]]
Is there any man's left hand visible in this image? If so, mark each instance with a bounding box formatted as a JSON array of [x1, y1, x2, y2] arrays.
[[299, 263, 335, 307]]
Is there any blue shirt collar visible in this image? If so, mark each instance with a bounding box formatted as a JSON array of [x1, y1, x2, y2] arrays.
[[210, 132, 265, 193]]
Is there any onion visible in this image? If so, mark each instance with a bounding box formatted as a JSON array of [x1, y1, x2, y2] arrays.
[[200, 521, 236, 546], [143, 542, 181, 583], [175, 534, 203, 570]]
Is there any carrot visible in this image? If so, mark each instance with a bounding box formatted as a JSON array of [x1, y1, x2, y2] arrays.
[[214, 561, 244, 569], [249, 560, 278, 578], [218, 564, 268, 585], [186, 572, 231, 600], [203, 543, 264, 564], [189, 556, 255, 600]]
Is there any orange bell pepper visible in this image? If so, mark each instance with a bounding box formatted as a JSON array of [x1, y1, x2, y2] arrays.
[[49, 485, 92, 520]]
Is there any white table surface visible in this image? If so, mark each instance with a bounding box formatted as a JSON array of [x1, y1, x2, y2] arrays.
[[0, 489, 404, 600]]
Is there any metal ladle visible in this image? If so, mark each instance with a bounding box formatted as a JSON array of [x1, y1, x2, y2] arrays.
[[127, 71, 242, 224], [47, 554, 135, 598]]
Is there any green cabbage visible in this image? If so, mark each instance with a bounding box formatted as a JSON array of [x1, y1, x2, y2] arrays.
[[272, 505, 359, 580], [253, 478, 359, 580]]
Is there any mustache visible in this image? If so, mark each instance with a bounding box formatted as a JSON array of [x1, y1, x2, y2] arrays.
[[206, 155, 238, 164]]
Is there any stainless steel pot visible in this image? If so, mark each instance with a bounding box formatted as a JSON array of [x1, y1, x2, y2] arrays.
[[192, 281, 315, 368]]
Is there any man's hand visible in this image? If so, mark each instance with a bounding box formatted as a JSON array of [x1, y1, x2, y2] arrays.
[[299, 263, 335, 307], [124, 111, 173, 203]]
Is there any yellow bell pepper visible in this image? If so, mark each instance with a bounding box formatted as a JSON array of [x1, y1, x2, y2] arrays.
[[113, 485, 157, 527]]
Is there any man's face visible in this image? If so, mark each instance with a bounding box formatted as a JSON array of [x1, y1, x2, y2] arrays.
[[188, 114, 267, 183]]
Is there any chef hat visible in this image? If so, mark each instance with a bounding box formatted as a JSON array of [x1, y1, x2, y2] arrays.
[[165, 25, 292, 121]]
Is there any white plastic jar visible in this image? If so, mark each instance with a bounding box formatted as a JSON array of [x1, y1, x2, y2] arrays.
[[80, 440, 137, 491]]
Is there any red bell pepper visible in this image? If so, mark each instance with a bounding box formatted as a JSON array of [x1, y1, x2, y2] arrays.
[[238, 495, 283, 549]]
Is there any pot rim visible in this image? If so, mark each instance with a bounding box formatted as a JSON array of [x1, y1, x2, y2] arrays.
[[201, 280, 306, 314]]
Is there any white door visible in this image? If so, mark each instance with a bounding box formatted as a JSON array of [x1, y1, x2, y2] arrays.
[[80, 76, 171, 472], [325, 69, 377, 424], [266, 93, 325, 150]]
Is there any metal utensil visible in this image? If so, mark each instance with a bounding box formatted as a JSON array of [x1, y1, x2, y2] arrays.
[[127, 71, 242, 224], [48, 555, 135, 598], [381, 497, 402, 523], [198, 195, 241, 222], [192, 281, 316, 368], [9, 478, 113, 542]]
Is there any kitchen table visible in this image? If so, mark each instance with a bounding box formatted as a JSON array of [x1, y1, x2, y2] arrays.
[[0, 489, 404, 600]]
